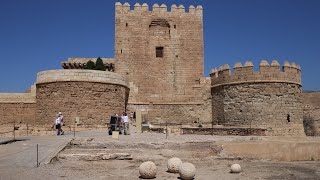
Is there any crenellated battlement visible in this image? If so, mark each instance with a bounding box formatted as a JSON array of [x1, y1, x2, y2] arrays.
[[115, 2, 203, 16], [210, 60, 302, 87]]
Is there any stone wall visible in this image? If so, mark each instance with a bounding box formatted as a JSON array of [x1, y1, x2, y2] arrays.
[[211, 61, 304, 136], [128, 102, 211, 126], [181, 127, 266, 136], [37, 69, 128, 87], [303, 92, 320, 136], [0, 103, 36, 126], [211, 60, 301, 87], [114, 2, 204, 104], [36, 70, 129, 126], [127, 77, 212, 126], [0, 85, 36, 126]]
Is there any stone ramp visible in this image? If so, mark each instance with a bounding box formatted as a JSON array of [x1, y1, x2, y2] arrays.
[[0, 134, 72, 173]]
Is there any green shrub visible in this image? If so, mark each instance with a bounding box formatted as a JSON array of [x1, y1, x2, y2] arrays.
[[85, 60, 95, 70], [95, 57, 106, 71]]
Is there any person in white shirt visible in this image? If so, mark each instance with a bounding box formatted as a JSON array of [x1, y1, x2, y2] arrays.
[[58, 112, 64, 135], [55, 114, 62, 135], [122, 112, 130, 135]]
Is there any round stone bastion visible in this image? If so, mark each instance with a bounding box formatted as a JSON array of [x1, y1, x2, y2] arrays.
[[210, 61, 304, 136], [35, 69, 129, 126]]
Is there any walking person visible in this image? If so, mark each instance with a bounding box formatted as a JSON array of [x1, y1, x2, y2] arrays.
[[122, 112, 130, 135], [58, 112, 64, 135], [55, 114, 62, 135]]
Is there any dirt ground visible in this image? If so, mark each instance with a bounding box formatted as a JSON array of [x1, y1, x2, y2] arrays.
[[19, 156, 320, 180], [5, 132, 320, 180]]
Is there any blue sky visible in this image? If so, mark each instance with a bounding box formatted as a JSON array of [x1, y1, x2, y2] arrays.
[[0, 0, 319, 92]]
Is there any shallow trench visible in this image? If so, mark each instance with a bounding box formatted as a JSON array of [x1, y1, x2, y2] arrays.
[[51, 138, 320, 180]]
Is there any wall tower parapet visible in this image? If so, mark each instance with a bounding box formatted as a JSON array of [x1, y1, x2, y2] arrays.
[[36, 69, 129, 88], [210, 60, 301, 87], [115, 2, 203, 17]]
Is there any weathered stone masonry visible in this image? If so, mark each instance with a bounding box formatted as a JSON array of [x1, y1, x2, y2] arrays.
[[303, 92, 320, 135], [36, 70, 129, 126], [114, 2, 210, 124], [211, 60, 304, 136], [0, 86, 36, 126]]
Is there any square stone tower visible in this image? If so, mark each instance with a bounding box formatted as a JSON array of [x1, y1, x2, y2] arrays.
[[114, 2, 204, 104]]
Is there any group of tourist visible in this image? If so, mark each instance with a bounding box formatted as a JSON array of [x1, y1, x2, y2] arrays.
[[117, 111, 136, 135], [53, 111, 136, 136]]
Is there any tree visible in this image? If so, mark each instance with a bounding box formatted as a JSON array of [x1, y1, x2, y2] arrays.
[[85, 60, 95, 70], [95, 57, 106, 71]]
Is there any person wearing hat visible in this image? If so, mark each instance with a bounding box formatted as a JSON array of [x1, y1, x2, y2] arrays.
[[55, 113, 62, 135], [58, 112, 64, 135]]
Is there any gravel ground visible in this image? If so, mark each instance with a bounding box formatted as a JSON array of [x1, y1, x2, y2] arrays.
[[2, 130, 320, 180]]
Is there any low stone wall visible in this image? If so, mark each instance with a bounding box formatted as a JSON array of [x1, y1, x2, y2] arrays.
[[219, 139, 320, 161], [181, 127, 266, 136], [36, 70, 129, 126]]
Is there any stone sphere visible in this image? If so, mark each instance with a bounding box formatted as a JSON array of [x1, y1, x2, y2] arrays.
[[167, 157, 182, 173], [139, 161, 157, 179], [178, 162, 196, 180], [230, 163, 241, 173]]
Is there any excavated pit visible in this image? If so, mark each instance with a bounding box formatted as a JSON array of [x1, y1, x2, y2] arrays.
[[49, 135, 320, 179]]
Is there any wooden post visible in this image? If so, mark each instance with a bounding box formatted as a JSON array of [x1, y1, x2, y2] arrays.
[[166, 121, 168, 139], [211, 119, 213, 136], [36, 144, 39, 167], [13, 119, 15, 141]]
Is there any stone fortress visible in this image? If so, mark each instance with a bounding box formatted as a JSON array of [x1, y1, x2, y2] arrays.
[[0, 2, 319, 136]]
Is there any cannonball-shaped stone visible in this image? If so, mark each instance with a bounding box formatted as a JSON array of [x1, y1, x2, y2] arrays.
[[230, 163, 241, 173], [178, 162, 196, 180], [139, 161, 157, 179], [167, 157, 182, 173]]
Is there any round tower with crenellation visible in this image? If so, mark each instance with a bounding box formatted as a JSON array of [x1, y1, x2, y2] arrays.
[[210, 60, 304, 136]]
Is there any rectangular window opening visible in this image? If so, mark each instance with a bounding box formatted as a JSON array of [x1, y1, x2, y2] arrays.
[[156, 47, 164, 58]]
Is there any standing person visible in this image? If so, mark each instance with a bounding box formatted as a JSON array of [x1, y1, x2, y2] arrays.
[[58, 112, 64, 135], [55, 114, 62, 136], [122, 112, 130, 135]]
